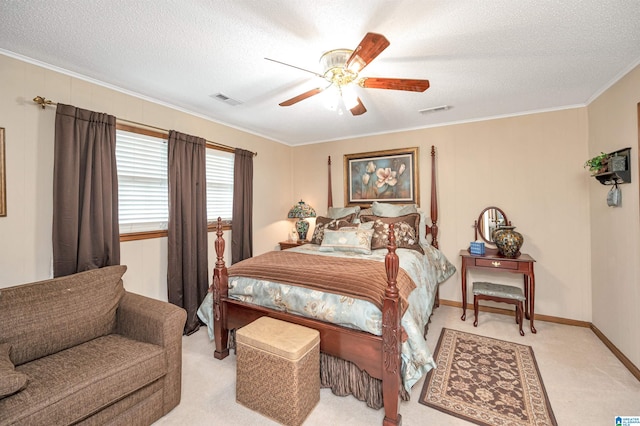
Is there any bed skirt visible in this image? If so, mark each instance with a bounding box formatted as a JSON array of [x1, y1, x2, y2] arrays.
[[320, 352, 410, 409], [228, 329, 409, 409]]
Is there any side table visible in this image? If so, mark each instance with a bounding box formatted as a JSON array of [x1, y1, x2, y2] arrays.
[[279, 241, 308, 250], [459, 248, 537, 333]]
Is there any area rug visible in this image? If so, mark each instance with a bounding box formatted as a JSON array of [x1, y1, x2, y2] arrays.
[[419, 328, 557, 426]]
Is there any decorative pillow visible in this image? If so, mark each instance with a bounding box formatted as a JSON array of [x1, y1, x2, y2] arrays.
[[327, 206, 360, 220], [310, 214, 356, 245], [371, 202, 430, 246], [359, 213, 424, 254], [418, 211, 429, 247], [319, 228, 374, 255], [0, 343, 28, 399], [359, 208, 373, 217], [371, 201, 417, 217], [358, 221, 374, 230]]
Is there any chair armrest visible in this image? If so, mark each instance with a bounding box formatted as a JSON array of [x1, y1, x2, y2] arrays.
[[117, 291, 186, 346], [116, 291, 187, 414]]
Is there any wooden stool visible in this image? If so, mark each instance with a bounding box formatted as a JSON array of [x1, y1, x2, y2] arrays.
[[236, 317, 320, 426], [472, 281, 526, 336]]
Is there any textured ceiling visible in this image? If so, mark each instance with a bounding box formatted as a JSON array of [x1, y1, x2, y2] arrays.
[[1, 1, 640, 146]]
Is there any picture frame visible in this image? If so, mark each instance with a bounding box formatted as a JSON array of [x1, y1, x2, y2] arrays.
[[344, 147, 419, 207], [0, 127, 5, 217]]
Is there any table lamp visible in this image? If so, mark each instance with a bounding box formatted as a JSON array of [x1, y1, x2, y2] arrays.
[[287, 200, 316, 242]]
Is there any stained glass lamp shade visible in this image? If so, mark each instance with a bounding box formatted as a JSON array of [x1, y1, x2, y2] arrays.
[[287, 200, 316, 241]]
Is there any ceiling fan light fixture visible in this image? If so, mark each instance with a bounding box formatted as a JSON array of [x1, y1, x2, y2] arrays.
[[341, 85, 359, 110], [320, 49, 358, 87], [320, 49, 352, 73], [273, 32, 429, 117], [323, 85, 340, 111]]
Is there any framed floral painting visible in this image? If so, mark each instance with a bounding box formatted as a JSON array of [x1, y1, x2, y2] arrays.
[[343, 147, 419, 207]]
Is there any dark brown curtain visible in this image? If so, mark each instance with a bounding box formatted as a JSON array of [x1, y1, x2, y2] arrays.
[[52, 104, 120, 277], [231, 148, 253, 264], [167, 130, 208, 335]]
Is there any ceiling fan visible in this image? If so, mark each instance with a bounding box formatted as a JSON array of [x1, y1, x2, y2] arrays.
[[266, 32, 430, 116]]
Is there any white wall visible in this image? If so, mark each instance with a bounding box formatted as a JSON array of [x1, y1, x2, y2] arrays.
[[588, 64, 640, 369], [0, 54, 294, 299]]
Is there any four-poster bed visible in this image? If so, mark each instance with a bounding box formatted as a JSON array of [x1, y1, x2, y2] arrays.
[[209, 146, 448, 425]]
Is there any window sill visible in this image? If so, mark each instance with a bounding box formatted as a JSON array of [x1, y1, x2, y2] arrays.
[[120, 223, 231, 242]]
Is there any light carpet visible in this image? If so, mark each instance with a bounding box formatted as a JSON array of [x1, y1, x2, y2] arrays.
[[420, 328, 557, 426]]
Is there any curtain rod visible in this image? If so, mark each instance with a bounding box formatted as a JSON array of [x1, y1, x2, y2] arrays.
[[32, 96, 257, 156]]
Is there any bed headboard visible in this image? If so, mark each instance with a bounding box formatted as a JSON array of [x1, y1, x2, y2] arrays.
[[328, 145, 439, 248]]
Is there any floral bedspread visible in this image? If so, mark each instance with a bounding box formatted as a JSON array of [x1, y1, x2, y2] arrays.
[[197, 243, 455, 391]]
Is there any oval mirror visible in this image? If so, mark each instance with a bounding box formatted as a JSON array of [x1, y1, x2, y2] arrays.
[[476, 206, 509, 244]]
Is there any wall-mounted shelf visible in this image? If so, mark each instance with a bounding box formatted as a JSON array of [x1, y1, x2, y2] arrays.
[[594, 147, 631, 185]]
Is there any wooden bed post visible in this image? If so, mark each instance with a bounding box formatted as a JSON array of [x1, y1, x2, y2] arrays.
[[212, 217, 230, 359], [382, 224, 402, 426], [425, 145, 439, 249]]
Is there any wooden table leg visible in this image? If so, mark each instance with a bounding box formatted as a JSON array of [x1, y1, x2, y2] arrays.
[[461, 263, 467, 321], [529, 269, 537, 334], [523, 275, 530, 320]]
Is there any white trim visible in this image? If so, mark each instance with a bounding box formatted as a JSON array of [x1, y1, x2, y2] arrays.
[[586, 54, 640, 104]]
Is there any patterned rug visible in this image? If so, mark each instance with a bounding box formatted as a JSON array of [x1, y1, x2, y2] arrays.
[[419, 328, 557, 426]]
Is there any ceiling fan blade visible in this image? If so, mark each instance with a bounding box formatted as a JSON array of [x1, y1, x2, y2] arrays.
[[265, 57, 325, 78], [345, 32, 390, 73], [279, 88, 324, 107], [360, 77, 430, 92], [350, 98, 367, 116]]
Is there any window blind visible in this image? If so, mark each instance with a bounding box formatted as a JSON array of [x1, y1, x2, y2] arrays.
[[115, 130, 169, 233], [206, 149, 234, 222], [116, 129, 235, 235]]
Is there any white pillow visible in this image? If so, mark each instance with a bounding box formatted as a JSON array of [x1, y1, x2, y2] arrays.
[[371, 201, 417, 216], [358, 221, 374, 230], [418, 211, 429, 247], [319, 228, 374, 255], [327, 206, 361, 220]]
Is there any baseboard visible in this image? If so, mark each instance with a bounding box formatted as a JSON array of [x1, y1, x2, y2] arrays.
[[438, 299, 591, 327], [590, 324, 640, 382], [439, 298, 640, 382]]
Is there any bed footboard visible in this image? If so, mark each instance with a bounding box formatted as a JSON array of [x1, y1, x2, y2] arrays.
[[210, 218, 403, 426]]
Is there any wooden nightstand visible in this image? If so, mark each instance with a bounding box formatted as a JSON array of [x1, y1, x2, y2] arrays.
[[279, 241, 308, 250]]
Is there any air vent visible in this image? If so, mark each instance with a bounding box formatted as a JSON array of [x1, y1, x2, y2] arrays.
[[419, 105, 451, 114], [210, 93, 243, 106]]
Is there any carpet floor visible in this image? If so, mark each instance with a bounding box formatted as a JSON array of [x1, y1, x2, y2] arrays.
[[154, 305, 640, 425], [420, 328, 557, 425]]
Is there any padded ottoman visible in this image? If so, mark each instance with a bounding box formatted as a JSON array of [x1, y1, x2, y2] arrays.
[[236, 317, 320, 426], [472, 281, 526, 336]]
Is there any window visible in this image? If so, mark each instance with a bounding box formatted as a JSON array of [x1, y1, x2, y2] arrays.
[[206, 147, 234, 223], [116, 129, 168, 234], [115, 126, 235, 238]]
